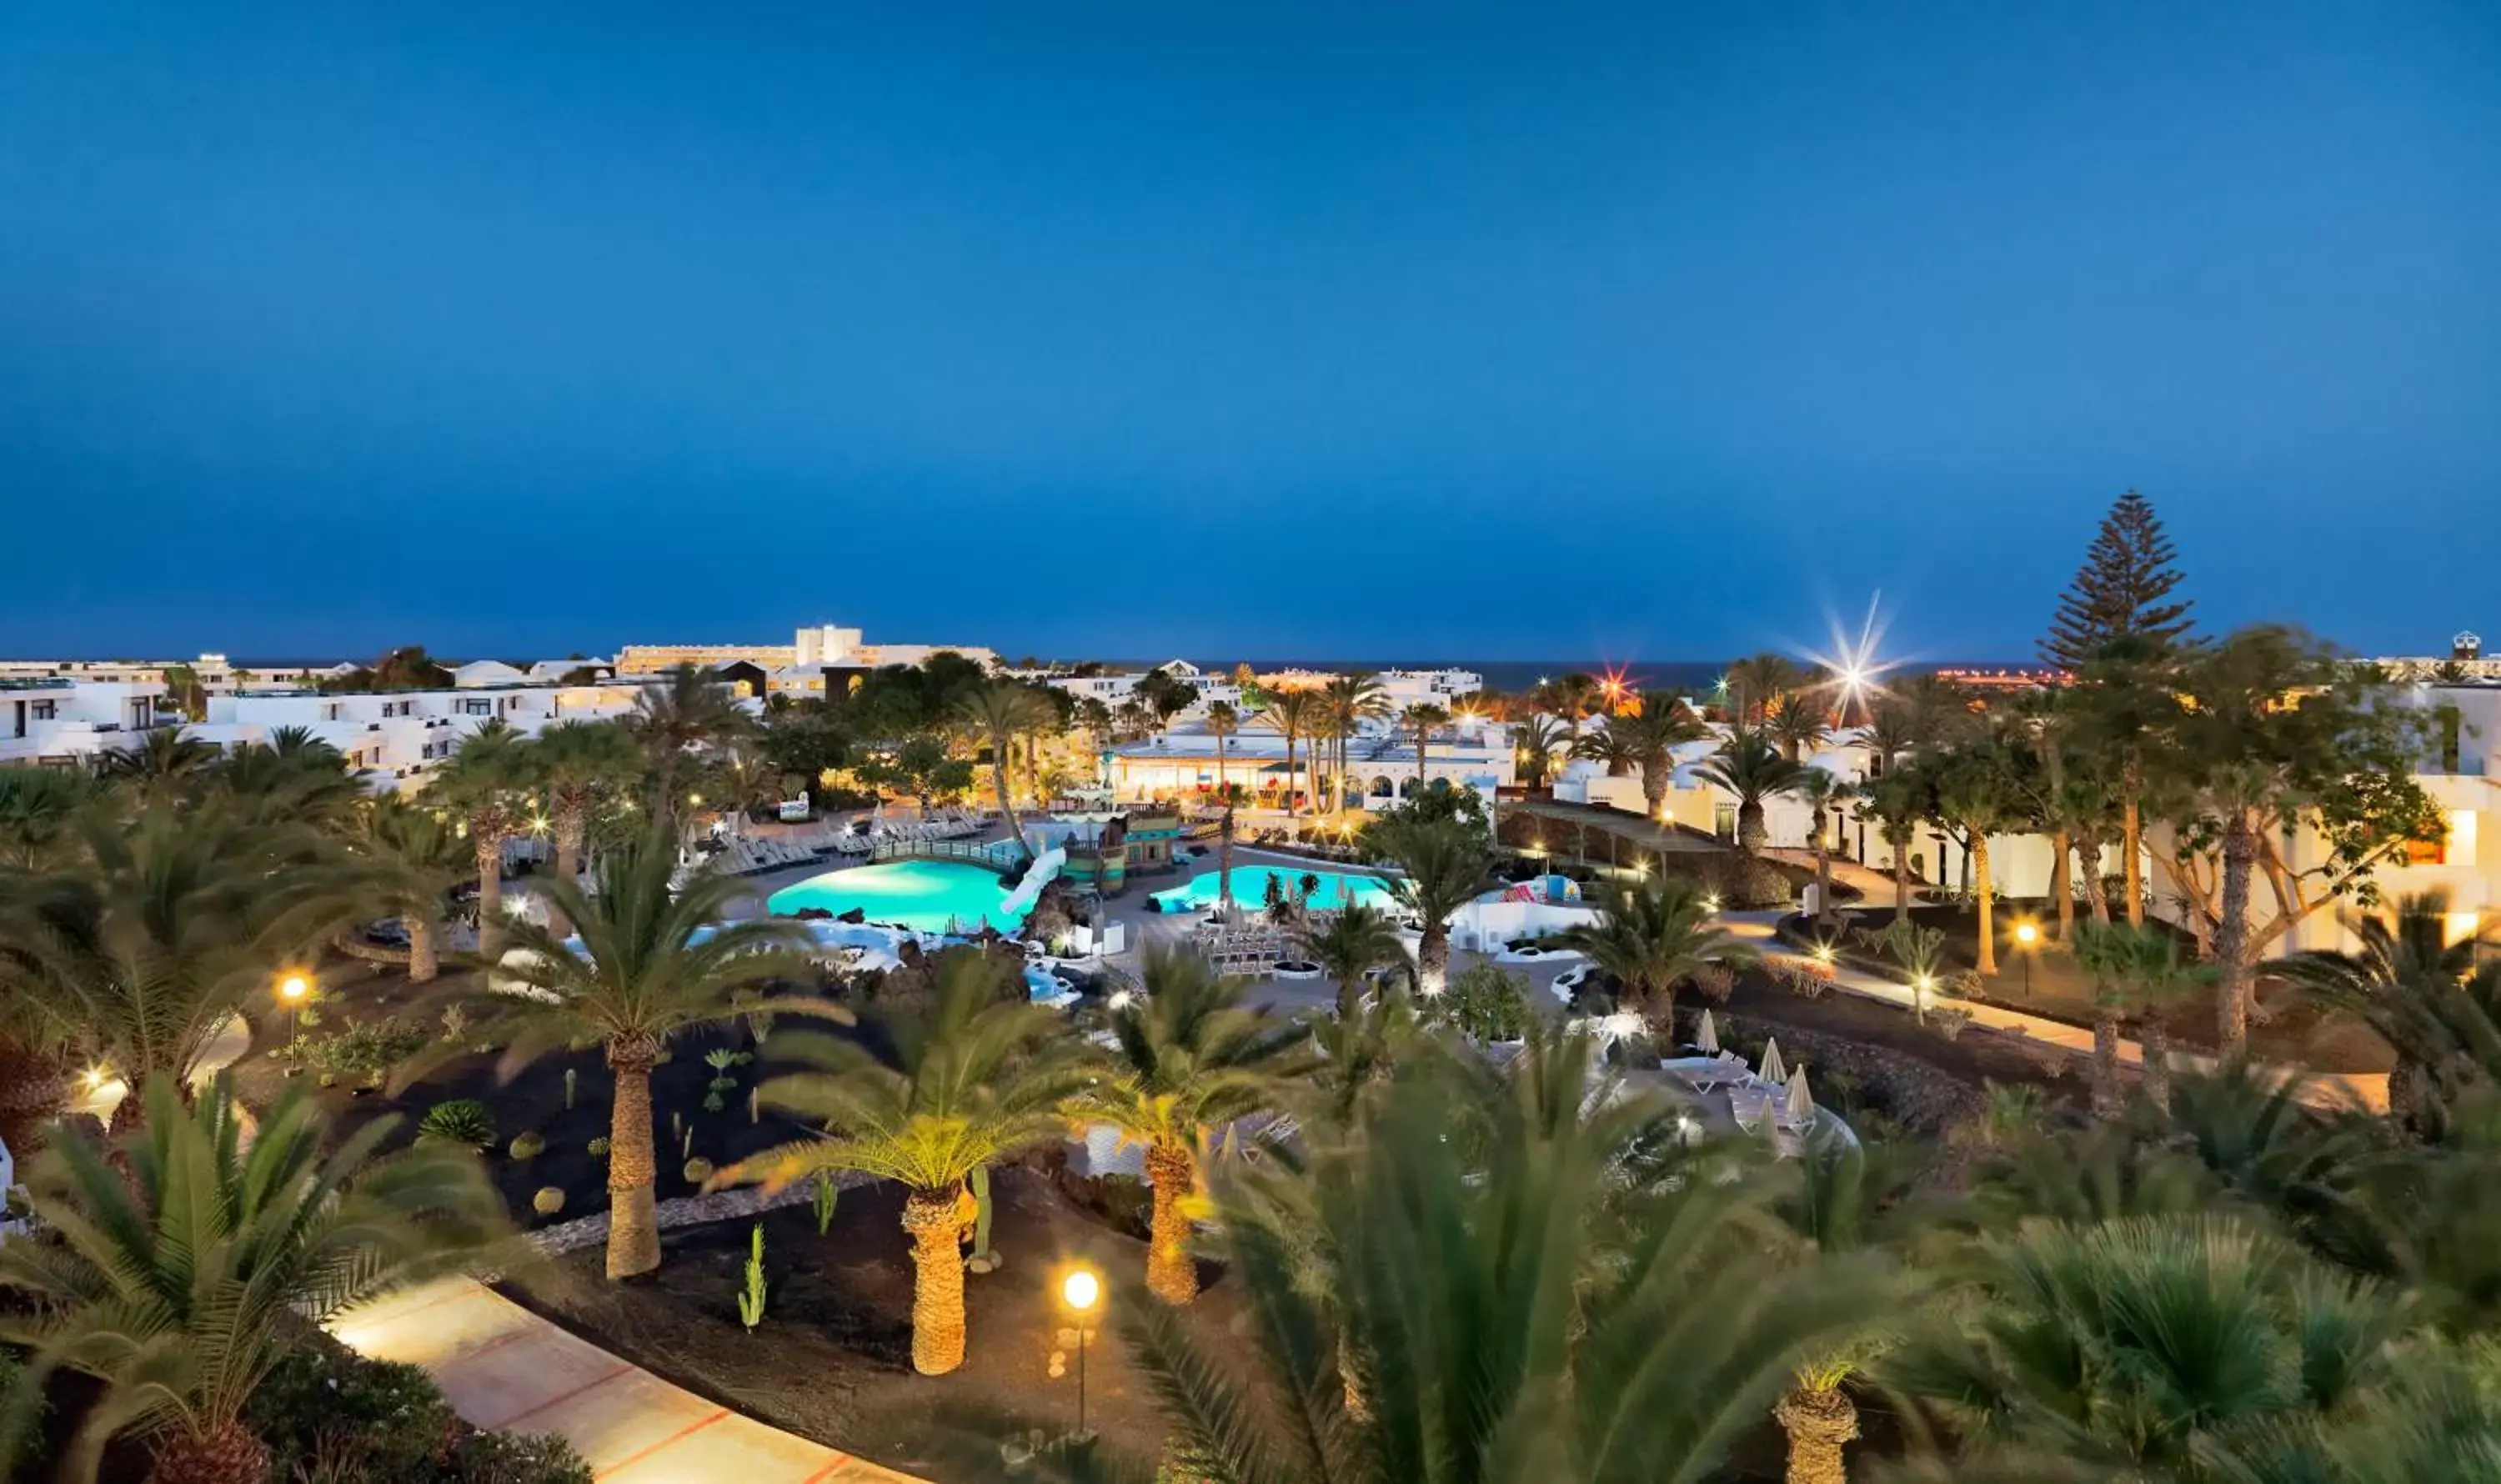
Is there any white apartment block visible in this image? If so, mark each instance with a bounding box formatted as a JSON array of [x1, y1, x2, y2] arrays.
[[2, 678, 169, 768], [194, 681, 651, 789]]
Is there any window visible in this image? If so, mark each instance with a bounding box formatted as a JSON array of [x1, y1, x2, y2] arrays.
[[459, 699, 494, 716], [30, 700, 56, 721], [1712, 803, 1737, 842]]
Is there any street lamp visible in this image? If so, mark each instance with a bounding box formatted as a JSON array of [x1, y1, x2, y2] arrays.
[[2013, 920, 2039, 998], [277, 970, 312, 1045], [1061, 1267, 1102, 1438]]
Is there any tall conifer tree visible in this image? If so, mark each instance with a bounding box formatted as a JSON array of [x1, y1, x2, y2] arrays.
[[2040, 490, 2196, 670]]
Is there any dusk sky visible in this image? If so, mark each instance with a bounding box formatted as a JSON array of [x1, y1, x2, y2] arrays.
[[3, 3, 2494, 664]]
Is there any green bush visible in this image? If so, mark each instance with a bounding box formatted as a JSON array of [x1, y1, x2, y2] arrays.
[[682, 1157, 714, 1184], [418, 1099, 497, 1149], [508, 1131, 545, 1161], [288, 1014, 434, 1081], [245, 1343, 594, 1483], [1431, 963, 1534, 1043], [533, 1186, 566, 1216]]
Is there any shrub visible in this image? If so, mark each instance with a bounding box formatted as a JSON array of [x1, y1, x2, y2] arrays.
[[450, 1430, 595, 1483], [418, 1099, 497, 1149], [508, 1131, 545, 1161], [1430, 964, 1533, 1043], [246, 1342, 591, 1481], [291, 1015, 433, 1084], [1929, 1007, 1974, 1041], [533, 1186, 566, 1216], [586, 1136, 611, 1159], [682, 1157, 714, 1184]]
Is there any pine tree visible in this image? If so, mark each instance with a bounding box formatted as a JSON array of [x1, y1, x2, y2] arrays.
[[2040, 489, 2196, 669]]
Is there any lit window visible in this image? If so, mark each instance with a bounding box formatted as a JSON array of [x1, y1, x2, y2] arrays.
[[2450, 810, 2479, 865], [2444, 912, 2484, 948]]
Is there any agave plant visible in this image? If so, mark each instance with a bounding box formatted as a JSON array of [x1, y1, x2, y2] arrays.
[[0, 1075, 506, 1484]]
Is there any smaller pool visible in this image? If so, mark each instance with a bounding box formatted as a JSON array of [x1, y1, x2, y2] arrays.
[[766, 860, 1026, 935], [1152, 864, 1401, 915]]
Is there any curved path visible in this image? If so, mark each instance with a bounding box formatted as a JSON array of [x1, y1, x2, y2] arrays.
[[331, 1276, 921, 1482]]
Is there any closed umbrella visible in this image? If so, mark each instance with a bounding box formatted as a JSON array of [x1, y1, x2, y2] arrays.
[[1696, 1009, 1721, 1055], [1758, 1035, 1787, 1087], [1784, 1065, 1814, 1124]]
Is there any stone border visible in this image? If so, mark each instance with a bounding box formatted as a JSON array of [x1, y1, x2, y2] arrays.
[[523, 1170, 875, 1256]]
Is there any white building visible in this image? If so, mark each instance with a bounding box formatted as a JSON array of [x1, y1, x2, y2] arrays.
[[193, 680, 652, 790], [2, 678, 170, 768], [1104, 711, 1517, 807], [0, 654, 317, 697], [617, 624, 999, 677]]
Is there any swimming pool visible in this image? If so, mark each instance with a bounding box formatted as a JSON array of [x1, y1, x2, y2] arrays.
[[1151, 864, 1402, 915], [766, 860, 1027, 935]]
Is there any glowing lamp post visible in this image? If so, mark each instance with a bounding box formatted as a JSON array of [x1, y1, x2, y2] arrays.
[[2013, 921, 2039, 998], [276, 970, 312, 1046], [1061, 1267, 1102, 1437]]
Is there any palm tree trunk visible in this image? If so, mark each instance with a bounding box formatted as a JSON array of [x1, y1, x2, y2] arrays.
[[2142, 1019, 2173, 1111], [903, 1184, 970, 1375], [2091, 1010, 2123, 1118], [1812, 813, 1835, 928], [408, 915, 440, 983], [1145, 1141, 1200, 1305], [1774, 1381, 1858, 1484], [604, 1040, 662, 1281], [1972, 833, 1997, 975], [2050, 829, 2073, 943], [2215, 813, 2257, 1051], [1738, 800, 1767, 853], [474, 829, 505, 960], [1892, 835, 1910, 927], [993, 755, 1025, 862], [1285, 732, 1300, 820], [554, 803, 588, 889], [147, 1417, 272, 1484], [1217, 805, 1236, 919], [1417, 924, 1451, 999]]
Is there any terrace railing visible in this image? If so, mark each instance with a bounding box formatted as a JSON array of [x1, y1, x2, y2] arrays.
[[869, 836, 1027, 874]]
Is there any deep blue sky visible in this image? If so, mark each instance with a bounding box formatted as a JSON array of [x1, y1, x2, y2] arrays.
[[4, 3, 2495, 664]]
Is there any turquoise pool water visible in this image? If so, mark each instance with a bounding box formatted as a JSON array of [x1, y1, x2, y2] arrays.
[[766, 860, 1026, 935], [1152, 864, 1401, 915]]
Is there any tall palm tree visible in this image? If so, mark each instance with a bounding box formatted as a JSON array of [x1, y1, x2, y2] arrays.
[[344, 795, 468, 982], [534, 718, 644, 892], [1297, 902, 1411, 1018], [1515, 713, 1571, 793], [1570, 721, 1644, 778], [1205, 699, 1240, 793], [1932, 736, 2020, 975], [1795, 767, 1856, 928], [426, 719, 539, 959], [1081, 951, 1312, 1304], [627, 662, 750, 820], [955, 679, 1053, 861], [0, 805, 336, 1132], [1320, 674, 1390, 815], [1765, 694, 1832, 764], [1696, 726, 1808, 854], [1256, 689, 1322, 820], [1727, 652, 1805, 726], [460, 827, 815, 1279], [1613, 700, 1711, 819], [2285, 891, 2501, 1141], [1557, 873, 1756, 1025], [985, 1031, 1887, 1484], [1400, 701, 1449, 786], [1374, 816, 1493, 999], [0, 1075, 505, 1484], [1858, 768, 1926, 927], [723, 956, 1092, 1375]]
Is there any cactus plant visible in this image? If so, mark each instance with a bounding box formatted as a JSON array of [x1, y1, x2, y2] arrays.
[[811, 1169, 840, 1236], [683, 1156, 714, 1185], [737, 1223, 767, 1331], [563, 1066, 578, 1110], [587, 1136, 611, 1159], [509, 1131, 545, 1161], [417, 1099, 495, 1149], [533, 1187, 566, 1216]]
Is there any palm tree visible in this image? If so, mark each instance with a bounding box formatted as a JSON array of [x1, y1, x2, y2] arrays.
[[2284, 891, 2501, 1141], [1570, 721, 1644, 777], [955, 679, 1054, 862], [534, 718, 644, 893], [1556, 874, 1756, 1025], [345, 795, 468, 982], [1932, 736, 2020, 976], [1320, 674, 1390, 815], [984, 1031, 1887, 1484], [1858, 768, 1926, 927], [0, 805, 336, 1132], [1765, 694, 1832, 764], [1613, 700, 1711, 819], [1082, 951, 1312, 1304], [2072, 920, 2214, 1118], [1297, 901, 1411, 1017], [1205, 699, 1239, 793], [98, 726, 222, 806], [1727, 652, 1805, 725], [1256, 689, 1321, 820], [1696, 726, 1808, 854], [723, 956, 1092, 1375], [1771, 1131, 1927, 1484], [426, 719, 539, 958], [210, 729, 362, 829], [1375, 817, 1494, 999], [0, 765, 95, 870], [1515, 713, 1570, 793], [0, 1074, 506, 1484], [627, 662, 750, 820], [1795, 768, 1856, 929], [1400, 701, 1449, 786], [461, 826, 814, 1279]]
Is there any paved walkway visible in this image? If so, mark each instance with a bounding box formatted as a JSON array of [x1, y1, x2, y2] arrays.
[[330, 1276, 921, 1482], [1724, 913, 2389, 1113]]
